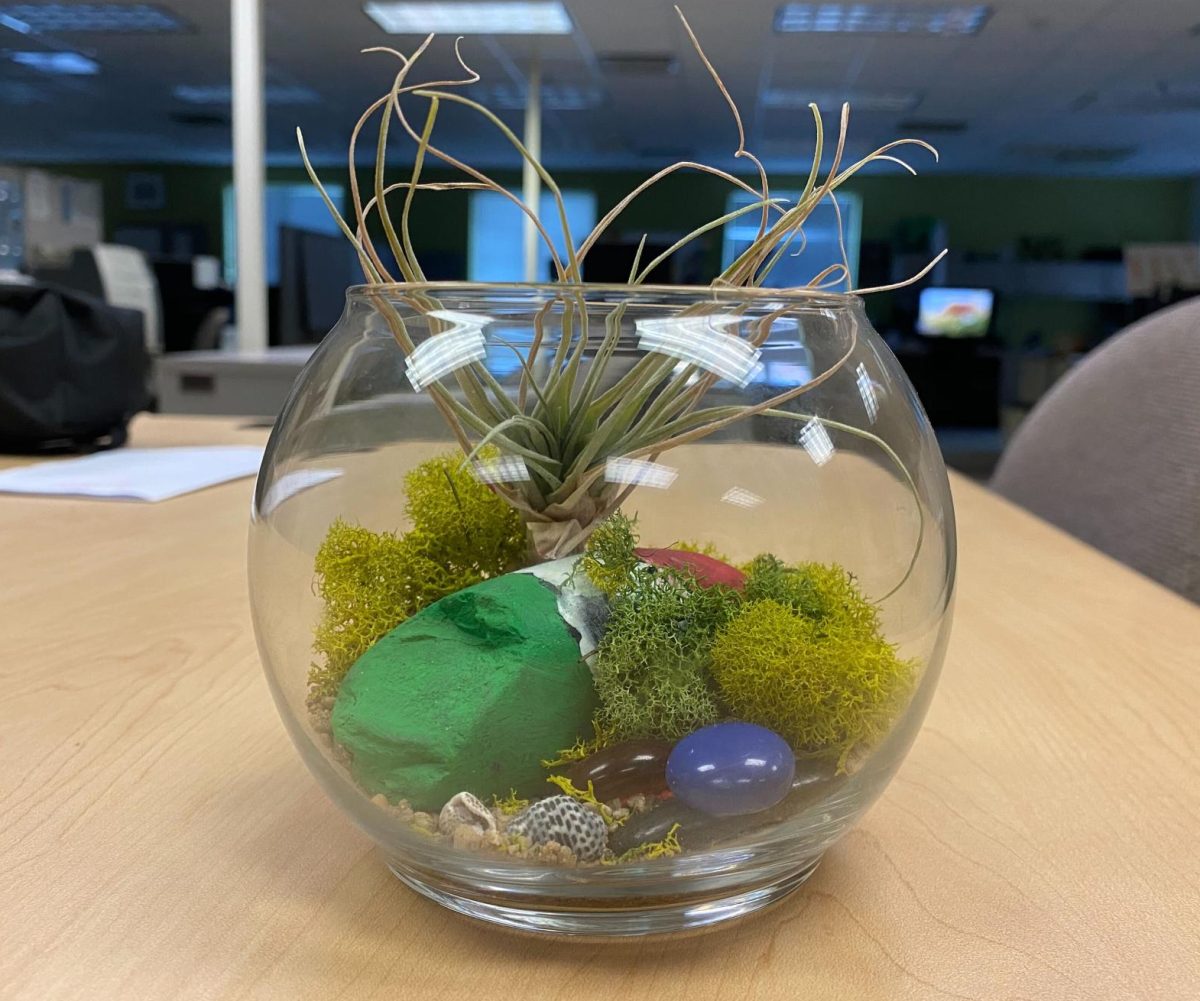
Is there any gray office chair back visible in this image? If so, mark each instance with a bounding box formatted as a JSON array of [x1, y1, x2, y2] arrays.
[[991, 296, 1200, 603]]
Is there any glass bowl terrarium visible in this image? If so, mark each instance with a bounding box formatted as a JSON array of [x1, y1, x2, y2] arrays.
[[249, 13, 954, 937], [250, 281, 955, 935]]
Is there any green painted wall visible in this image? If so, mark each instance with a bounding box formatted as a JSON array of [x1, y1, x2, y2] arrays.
[[29, 162, 1195, 345], [852, 175, 1192, 252], [45, 163, 1193, 260]]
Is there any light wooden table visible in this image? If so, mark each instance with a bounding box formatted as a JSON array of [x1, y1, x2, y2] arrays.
[[2, 415, 1198, 1001]]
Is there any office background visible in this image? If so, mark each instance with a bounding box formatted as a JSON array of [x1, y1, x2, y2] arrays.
[[4, 0, 1200, 468]]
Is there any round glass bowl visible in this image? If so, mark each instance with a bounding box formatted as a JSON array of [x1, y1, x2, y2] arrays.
[[249, 282, 955, 936]]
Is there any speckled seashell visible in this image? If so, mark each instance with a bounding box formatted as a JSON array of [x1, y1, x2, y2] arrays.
[[508, 795, 608, 862], [438, 791, 498, 836], [450, 825, 485, 852]]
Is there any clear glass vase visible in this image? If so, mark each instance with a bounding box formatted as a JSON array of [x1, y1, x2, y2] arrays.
[[249, 282, 955, 937]]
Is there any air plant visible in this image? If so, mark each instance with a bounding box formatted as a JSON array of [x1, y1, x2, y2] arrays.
[[298, 7, 940, 581]]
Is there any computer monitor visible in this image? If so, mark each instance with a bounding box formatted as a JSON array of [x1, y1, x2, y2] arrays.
[[916, 287, 994, 338], [277, 225, 362, 345]]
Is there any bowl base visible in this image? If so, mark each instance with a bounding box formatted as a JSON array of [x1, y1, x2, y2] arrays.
[[386, 855, 822, 938]]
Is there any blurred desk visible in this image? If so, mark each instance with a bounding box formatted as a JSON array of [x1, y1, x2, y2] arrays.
[[2, 415, 1198, 1000], [154, 347, 315, 416]]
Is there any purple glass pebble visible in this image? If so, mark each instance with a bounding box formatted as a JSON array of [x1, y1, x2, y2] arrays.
[[666, 722, 795, 816]]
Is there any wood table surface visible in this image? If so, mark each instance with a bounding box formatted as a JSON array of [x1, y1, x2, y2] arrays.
[[1, 414, 1197, 1001]]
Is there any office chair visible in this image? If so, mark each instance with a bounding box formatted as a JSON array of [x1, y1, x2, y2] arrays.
[[992, 296, 1200, 603]]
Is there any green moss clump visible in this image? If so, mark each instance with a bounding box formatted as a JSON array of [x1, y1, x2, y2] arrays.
[[403, 452, 527, 578], [578, 511, 641, 596], [577, 511, 739, 742], [308, 521, 477, 699], [710, 568, 914, 767], [307, 452, 528, 700], [743, 554, 878, 631], [592, 571, 739, 741]]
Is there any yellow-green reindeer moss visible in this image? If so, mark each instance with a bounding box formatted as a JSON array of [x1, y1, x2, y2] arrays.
[[307, 452, 527, 699], [710, 563, 914, 769], [402, 451, 528, 578], [612, 823, 683, 864], [491, 789, 530, 816], [578, 511, 642, 597]]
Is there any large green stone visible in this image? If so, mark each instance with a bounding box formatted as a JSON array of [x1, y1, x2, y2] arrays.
[[330, 573, 597, 811]]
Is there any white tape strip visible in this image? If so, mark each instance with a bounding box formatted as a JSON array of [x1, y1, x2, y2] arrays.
[[405, 310, 488, 391], [635, 314, 763, 387]]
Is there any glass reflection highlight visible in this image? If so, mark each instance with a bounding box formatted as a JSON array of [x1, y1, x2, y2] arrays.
[[605, 457, 679, 489], [721, 486, 764, 509], [405, 311, 488, 390], [855, 362, 880, 423], [799, 418, 835, 466], [636, 315, 764, 388], [472, 455, 531, 484]]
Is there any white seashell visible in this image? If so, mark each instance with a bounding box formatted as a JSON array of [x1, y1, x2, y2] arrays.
[[438, 791, 498, 837]]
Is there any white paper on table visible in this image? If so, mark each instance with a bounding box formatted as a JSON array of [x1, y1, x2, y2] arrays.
[[0, 446, 265, 502]]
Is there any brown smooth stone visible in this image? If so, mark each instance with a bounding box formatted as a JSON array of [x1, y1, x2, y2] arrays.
[[562, 739, 674, 801], [610, 758, 845, 854]]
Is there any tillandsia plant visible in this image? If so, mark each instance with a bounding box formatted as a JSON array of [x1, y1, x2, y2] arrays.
[[298, 6, 943, 567]]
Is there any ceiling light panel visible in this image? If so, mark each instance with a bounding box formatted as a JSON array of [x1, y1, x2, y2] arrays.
[[774, 3, 991, 36], [173, 84, 319, 105], [363, 1, 572, 35], [762, 87, 920, 113], [0, 3, 186, 33], [9, 49, 98, 73], [488, 82, 601, 110]]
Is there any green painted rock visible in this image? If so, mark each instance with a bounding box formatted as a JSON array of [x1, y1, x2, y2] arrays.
[[330, 572, 598, 811]]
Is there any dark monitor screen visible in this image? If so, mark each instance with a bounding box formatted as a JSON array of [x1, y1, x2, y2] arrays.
[[583, 242, 673, 284], [277, 226, 362, 344], [916, 287, 994, 338]]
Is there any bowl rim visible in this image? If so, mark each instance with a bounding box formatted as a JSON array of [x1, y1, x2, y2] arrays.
[[346, 280, 865, 307]]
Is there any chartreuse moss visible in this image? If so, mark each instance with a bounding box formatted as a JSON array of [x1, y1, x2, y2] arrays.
[[577, 511, 642, 596], [541, 721, 617, 769], [307, 452, 527, 699], [402, 452, 528, 578], [492, 790, 530, 816], [575, 510, 914, 766], [308, 522, 465, 699], [743, 554, 879, 631], [612, 824, 683, 864], [710, 563, 914, 769], [545, 774, 626, 827]]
